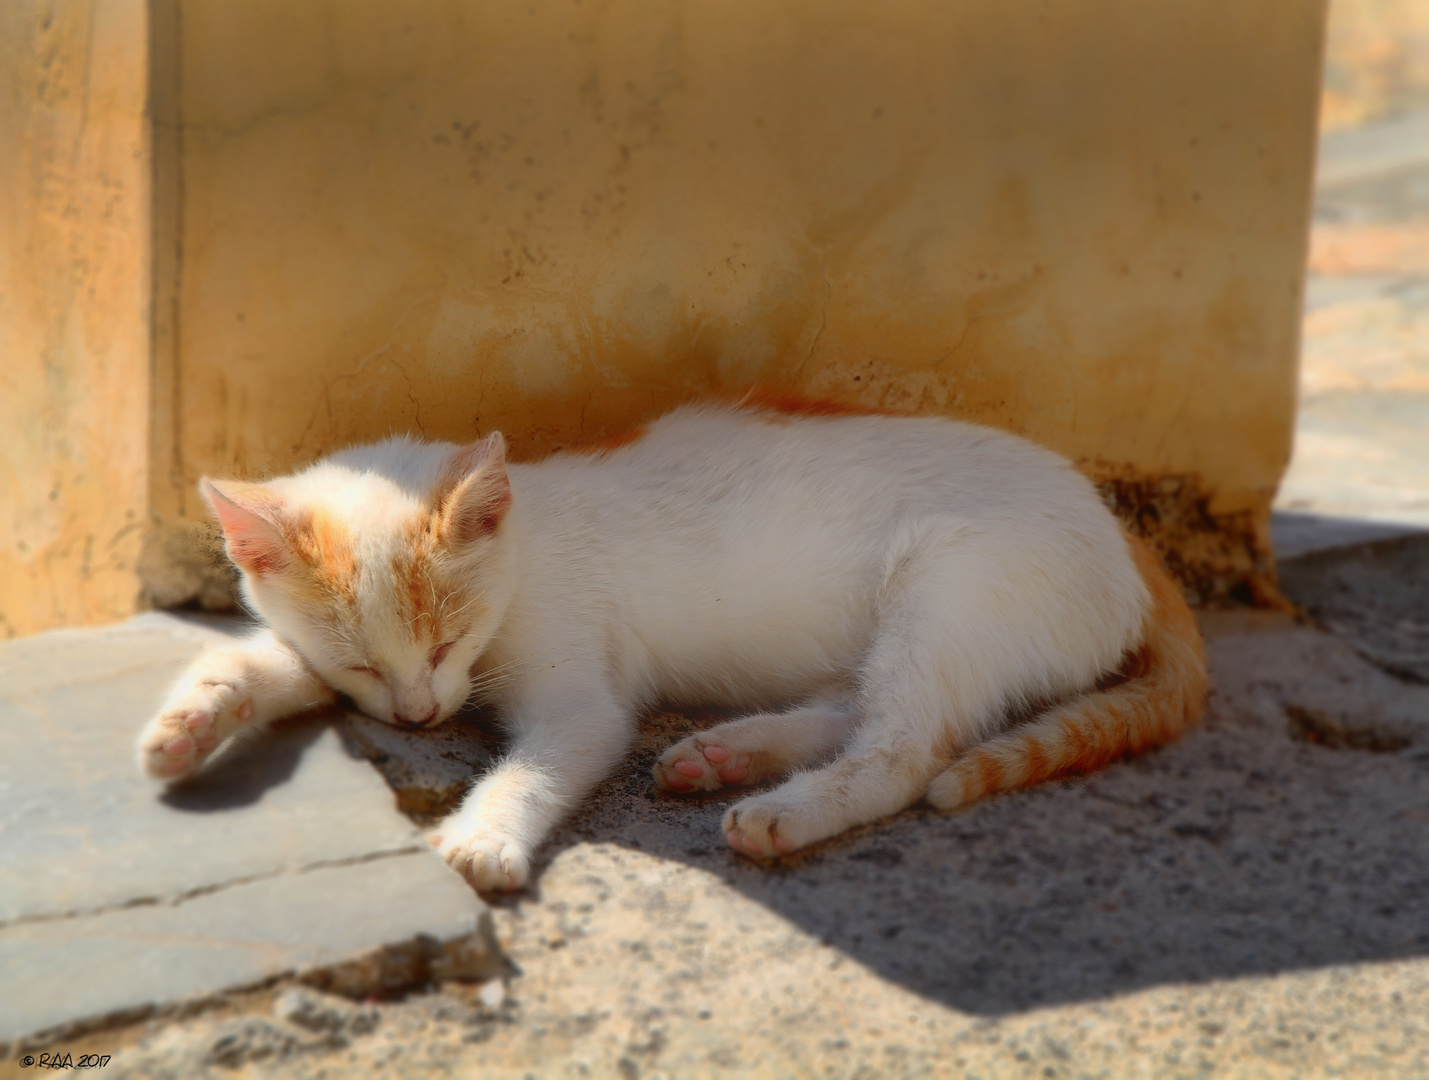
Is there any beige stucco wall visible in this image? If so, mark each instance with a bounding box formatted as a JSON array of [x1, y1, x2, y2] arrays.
[[2, 0, 1327, 635], [0, 0, 152, 638]]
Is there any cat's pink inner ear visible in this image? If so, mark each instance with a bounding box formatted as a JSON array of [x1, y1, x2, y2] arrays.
[[437, 433, 513, 546], [200, 479, 291, 575]]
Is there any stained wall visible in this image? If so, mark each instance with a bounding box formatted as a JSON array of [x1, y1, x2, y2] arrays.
[[3, 0, 1328, 634]]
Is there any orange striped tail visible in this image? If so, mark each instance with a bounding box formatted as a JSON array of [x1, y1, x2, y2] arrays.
[[924, 533, 1207, 811]]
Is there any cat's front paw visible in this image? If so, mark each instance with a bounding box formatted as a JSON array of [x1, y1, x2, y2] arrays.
[[431, 827, 532, 894], [137, 677, 254, 781], [653, 736, 753, 794]]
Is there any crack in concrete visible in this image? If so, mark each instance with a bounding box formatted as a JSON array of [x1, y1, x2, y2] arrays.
[[0, 844, 430, 931], [789, 254, 834, 387], [296, 292, 436, 451]]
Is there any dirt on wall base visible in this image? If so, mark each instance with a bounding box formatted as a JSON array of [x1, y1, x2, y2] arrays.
[[137, 519, 242, 614], [136, 469, 1284, 617], [1092, 468, 1284, 609]]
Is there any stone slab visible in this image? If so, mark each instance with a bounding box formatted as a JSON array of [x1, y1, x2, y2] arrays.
[[0, 614, 426, 922], [0, 613, 491, 1047], [0, 852, 485, 1045]]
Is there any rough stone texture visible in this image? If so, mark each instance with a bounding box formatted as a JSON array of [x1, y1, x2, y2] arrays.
[[340, 712, 494, 820], [0, 855, 491, 1047], [1279, 533, 1429, 685], [0, 613, 494, 1050]]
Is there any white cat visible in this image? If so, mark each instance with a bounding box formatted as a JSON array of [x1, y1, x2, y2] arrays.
[[137, 396, 1206, 893]]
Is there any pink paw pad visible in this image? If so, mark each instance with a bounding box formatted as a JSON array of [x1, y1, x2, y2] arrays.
[[701, 745, 731, 764], [674, 759, 706, 779], [725, 829, 755, 855], [163, 736, 191, 757], [724, 814, 795, 858]]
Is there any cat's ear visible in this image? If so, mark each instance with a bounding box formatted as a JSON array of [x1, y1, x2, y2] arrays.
[[200, 479, 293, 576], [434, 433, 512, 547]]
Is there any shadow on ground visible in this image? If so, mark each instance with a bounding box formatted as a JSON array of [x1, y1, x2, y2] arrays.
[[525, 675, 1428, 1016], [253, 538, 1429, 1020], [162, 718, 330, 813]]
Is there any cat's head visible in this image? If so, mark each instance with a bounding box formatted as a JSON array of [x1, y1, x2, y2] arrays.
[[201, 433, 515, 728]]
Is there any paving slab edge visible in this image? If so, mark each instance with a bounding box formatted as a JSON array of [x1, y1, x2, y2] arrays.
[[0, 915, 510, 1057]]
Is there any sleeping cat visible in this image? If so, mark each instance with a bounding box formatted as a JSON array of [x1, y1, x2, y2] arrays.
[[137, 397, 1206, 893]]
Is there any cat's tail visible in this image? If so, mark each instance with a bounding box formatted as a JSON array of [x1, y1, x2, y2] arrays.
[[924, 532, 1207, 812]]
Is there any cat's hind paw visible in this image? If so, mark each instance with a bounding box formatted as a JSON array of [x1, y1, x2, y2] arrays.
[[137, 679, 255, 781], [653, 737, 752, 794], [431, 828, 531, 894]]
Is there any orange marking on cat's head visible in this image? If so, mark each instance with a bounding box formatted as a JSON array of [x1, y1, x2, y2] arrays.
[[405, 564, 430, 624], [387, 527, 445, 643], [286, 508, 359, 605]]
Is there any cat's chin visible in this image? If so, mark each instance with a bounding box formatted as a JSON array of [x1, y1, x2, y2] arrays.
[[336, 692, 449, 731], [386, 704, 465, 731]]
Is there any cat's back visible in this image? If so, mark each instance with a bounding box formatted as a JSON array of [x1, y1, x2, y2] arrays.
[[518, 400, 1098, 531], [503, 401, 1140, 703]]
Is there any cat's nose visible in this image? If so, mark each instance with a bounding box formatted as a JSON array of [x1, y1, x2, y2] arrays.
[[393, 705, 439, 729]]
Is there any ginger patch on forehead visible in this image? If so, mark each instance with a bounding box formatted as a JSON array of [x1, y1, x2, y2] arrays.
[[395, 549, 444, 639], [287, 508, 359, 605], [391, 520, 462, 640]]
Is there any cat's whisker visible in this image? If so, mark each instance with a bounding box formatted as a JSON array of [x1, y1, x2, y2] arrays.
[[312, 640, 355, 666], [440, 590, 487, 624], [468, 662, 527, 691], [467, 659, 532, 697]]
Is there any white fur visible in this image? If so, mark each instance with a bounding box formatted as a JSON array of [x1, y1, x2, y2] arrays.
[[137, 404, 1150, 891]]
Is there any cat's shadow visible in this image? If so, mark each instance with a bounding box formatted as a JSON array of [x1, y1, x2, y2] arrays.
[[160, 716, 329, 812], [253, 697, 1426, 1017], [521, 704, 1429, 1016]]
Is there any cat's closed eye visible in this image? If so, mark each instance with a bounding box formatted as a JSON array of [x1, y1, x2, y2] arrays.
[[349, 665, 379, 677], [429, 641, 455, 668]]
